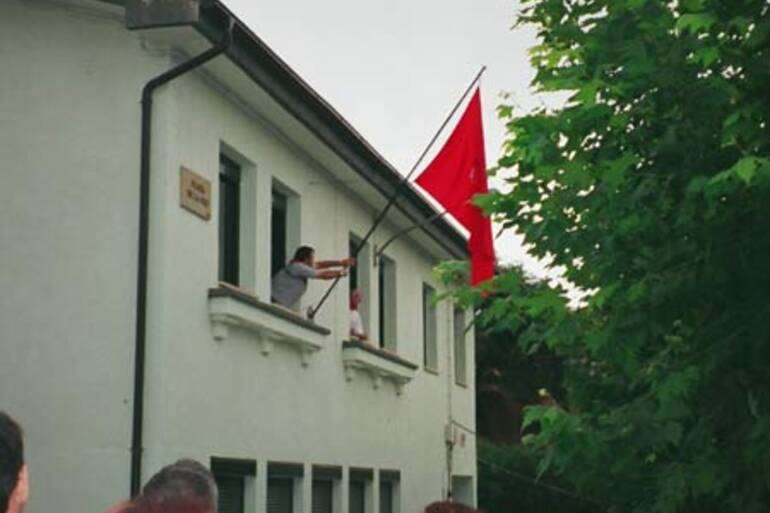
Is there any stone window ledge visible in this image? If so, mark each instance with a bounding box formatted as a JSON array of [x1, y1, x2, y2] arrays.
[[208, 284, 330, 367], [342, 340, 418, 395]]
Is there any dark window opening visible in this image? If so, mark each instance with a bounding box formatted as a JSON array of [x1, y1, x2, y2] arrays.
[[423, 283, 438, 370], [267, 478, 293, 513], [349, 481, 365, 513], [349, 237, 359, 294], [378, 259, 386, 348], [379, 481, 394, 513], [312, 479, 333, 513], [211, 458, 255, 513], [271, 190, 288, 277], [454, 307, 467, 385], [219, 155, 241, 285], [378, 256, 396, 350]]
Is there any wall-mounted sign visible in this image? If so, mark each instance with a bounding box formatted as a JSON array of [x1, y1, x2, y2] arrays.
[[126, 0, 200, 30], [180, 167, 211, 221]]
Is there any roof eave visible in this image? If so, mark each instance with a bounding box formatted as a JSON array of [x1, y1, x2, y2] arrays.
[[195, 1, 468, 259], [107, 0, 469, 258]]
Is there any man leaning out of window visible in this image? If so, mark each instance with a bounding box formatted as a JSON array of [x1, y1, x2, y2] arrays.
[[271, 245, 353, 312]]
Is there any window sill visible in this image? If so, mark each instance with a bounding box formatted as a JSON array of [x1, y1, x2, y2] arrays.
[[208, 284, 331, 367], [341, 340, 418, 395], [424, 367, 439, 376]]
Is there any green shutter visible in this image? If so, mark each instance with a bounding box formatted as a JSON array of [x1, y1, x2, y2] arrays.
[[214, 474, 244, 513], [349, 481, 365, 513], [267, 478, 293, 513], [379, 481, 393, 513], [423, 284, 438, 370], [312, 480, 333, 513], [454, 308, 466, 385]]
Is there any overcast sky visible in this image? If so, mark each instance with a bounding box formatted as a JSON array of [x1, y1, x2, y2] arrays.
[[224, 0, 557, 279]]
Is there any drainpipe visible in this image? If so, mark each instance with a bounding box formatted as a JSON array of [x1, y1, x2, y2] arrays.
[[130, 24, 233, 496]]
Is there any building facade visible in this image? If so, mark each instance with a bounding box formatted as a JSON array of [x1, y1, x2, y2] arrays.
[[0, 1, 477, 513]]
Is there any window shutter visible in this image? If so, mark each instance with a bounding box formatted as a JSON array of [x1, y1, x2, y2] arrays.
[[215, 475, 244, 513], [454, 308, 467, 385], [219, 155, 241, 286], [349, 481, 365, 513], [271, 190, 288, 277], [379, 481, 393, 513], [267, 478, 293, 513], [311, 480, 333, 513], [423, 284, 438, 370]]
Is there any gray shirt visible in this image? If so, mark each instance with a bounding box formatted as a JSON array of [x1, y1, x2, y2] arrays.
[[271, 262, 318, 309]]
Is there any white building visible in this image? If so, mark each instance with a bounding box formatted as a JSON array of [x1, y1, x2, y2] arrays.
[[0, 1, 476, 513]]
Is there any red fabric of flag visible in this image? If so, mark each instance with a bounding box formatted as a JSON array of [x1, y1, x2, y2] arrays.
[[415, 89, 495, 285]]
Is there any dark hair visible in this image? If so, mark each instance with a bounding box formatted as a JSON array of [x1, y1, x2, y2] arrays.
[[293, 246, 315, 263], [0, 412, 24, 513], [140, 459, 217, 513]]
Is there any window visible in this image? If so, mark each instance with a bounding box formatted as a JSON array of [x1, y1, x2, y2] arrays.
[[270, 181, 300, 285], [451, 476, 475, 507], [350, 468, 373, 513], [379, 471, 399, 513], [378, 255, 396, 350], [349, 237, 359, 293], [423, 284, 438, 372], [349, 480, 365, 513], [349, 233, 371, 335], [219, 155, 241, 285], [210, 458, 256, 513], [267, 478, 293, 513], [311, 466, 340, 513], [312, 480, 333, 513], [379, 481, 394, 513], [268, 463, 302, 513], [454, 307, 467, 386], [271, 190, 288, 277]]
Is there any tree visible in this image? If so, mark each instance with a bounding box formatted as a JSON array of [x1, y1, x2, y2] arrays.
[[467, 1, 770, 511], [437, 265, 590, 511], [465, 264, 566, 444]]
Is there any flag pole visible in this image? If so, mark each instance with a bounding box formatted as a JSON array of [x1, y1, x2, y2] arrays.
[[374, 209, 450, 261], [308, 65, 487, 319]]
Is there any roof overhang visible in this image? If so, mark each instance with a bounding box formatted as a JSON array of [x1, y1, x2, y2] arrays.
[[110, 0, 469, 259]]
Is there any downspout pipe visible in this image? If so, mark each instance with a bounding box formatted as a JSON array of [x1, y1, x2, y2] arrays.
[[131, 25, 233, 497]]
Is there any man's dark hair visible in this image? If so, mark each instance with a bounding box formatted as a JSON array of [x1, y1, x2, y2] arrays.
[[293, 245, 315, 263], [140, 459, 217, 513], [0, 412, 24, 513]]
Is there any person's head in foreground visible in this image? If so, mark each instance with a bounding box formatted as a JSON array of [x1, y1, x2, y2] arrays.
[[292, 245, 315, 267], [0, 412, 28, 513], [136, 459, 218, 513]]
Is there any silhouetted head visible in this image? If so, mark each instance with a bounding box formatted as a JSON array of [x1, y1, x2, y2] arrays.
[[139, 459, 217, 513], [293, 246, 315, 266], [0, 412, 28, 513]]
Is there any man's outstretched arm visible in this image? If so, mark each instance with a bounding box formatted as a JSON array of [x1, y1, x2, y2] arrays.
[[315, 258, 354, 269], [315, 269, 348, 280]]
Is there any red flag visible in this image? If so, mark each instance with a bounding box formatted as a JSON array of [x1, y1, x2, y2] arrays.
[[416, 89, 495, 285]]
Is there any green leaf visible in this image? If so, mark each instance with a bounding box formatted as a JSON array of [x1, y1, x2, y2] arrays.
[[692, 46, 719, 67], [676, 13, 717, 34], [662, 422, 683, 445], [601, 153, 639, 189], [733, 156, 765, 184], [497, 104, 514, 119]]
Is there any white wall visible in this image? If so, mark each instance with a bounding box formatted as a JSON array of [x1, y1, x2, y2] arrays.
[[0, 1, 169, 511], [0, 1, 476, 512]]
